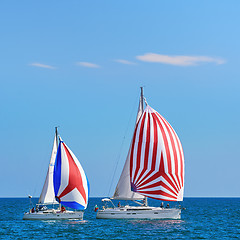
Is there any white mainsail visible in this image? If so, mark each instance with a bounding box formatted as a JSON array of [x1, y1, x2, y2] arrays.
[[38, 129, 58, 204], [113, 89, 145, 200]]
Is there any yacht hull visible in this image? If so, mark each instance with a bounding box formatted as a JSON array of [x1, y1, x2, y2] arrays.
[[23, 210, 84, 220], [96, 206, 181, 219]]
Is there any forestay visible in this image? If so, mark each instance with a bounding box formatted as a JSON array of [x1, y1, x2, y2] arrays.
[[54, 138, 89, 210], [130, 105, 184, 201]]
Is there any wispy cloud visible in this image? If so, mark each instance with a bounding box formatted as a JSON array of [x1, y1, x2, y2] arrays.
[[29, 63, 56, 69], [76, 62, 100, 68], [136, 53, 226, 66], [114, 59, 136, 65]]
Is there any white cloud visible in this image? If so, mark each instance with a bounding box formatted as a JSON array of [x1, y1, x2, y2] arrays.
[[114, 59, 136, 65], [76, 62, 100, 68], [136, 53, 226, 66], [29, 63, 56, 69]]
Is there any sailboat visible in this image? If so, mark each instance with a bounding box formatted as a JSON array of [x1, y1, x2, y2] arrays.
[[23, 128, 89, 220], [96, 88, 184, 219]]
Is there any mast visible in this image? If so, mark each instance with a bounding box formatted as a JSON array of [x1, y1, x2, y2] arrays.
[[55, 126, 59, 209], [55, 127, 58, 146], [140, 87, 148, 206], [140, 87, 144, 112]]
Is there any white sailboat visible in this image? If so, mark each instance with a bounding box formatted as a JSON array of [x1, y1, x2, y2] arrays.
[[23, 128, 89, 220], [96, 88, 184, 219]]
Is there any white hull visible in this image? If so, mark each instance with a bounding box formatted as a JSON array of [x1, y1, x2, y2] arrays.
[[23, 209, 84, 220], [96, 206, 181, 219]]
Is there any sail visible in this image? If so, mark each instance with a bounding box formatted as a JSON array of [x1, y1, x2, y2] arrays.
[[38, 132, 58, 204], [113, 93, 145, 200], [53, 139, 89, 210], [130, 105, 184, 201]]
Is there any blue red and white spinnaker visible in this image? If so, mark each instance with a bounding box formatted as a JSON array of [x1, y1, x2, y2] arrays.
[[23, 128, 89, 220], [54, 137, 89, 210]]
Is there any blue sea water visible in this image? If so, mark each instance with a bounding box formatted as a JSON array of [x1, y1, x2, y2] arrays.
[[0, 197, 239, 239]]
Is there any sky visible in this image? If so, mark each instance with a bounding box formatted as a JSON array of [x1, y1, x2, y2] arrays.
[[0, 0, 240, 198]]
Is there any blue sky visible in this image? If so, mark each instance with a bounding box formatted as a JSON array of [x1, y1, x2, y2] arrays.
[[0, 0, 240, 198]]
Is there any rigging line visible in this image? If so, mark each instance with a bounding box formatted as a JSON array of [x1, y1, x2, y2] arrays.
[[106, 94, 139, 197]]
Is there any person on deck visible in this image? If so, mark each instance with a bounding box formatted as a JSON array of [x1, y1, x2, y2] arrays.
[[94, 205, 99, 212], [61, 206, 66, 212], [143, 198, 147, 206]]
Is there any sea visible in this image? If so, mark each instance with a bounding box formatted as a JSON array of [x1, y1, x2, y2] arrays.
[[0, 197, 239, 239]]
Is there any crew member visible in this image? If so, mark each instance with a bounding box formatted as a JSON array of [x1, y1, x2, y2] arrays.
[[61, 206, 66, 212]]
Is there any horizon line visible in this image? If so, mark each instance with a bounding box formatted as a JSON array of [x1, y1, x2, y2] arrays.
[[1, 196, 240, 199]]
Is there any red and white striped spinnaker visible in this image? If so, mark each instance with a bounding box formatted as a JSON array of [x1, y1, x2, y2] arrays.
[[130, 105, 184, 201]]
